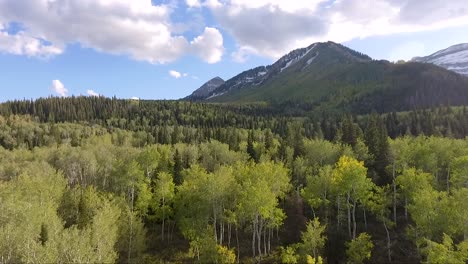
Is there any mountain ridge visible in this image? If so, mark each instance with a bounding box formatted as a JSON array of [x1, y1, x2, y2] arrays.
[[186, 41, 468, 114], [413, 43, 468, 76], [186, 76, 225, 100]]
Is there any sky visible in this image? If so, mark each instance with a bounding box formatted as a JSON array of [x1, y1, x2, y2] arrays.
[[1, 0, 468, 101]]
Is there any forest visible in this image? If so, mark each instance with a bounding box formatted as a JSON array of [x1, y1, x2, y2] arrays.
[[0, 97, 467, 264]]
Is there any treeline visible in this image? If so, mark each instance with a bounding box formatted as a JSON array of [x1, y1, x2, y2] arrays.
[[0, 97, 468, 144], [1, 110, 468, 154]]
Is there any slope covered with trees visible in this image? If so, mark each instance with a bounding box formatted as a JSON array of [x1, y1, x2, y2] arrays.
[[0, 96, 468, 263]]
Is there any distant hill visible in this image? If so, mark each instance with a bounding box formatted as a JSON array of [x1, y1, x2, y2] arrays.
[[413, 43, 468, 76], [188, 41, 468, 114], [185, 77, 224, 100]]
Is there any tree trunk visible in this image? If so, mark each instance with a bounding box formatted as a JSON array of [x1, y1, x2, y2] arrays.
[[252, 222, 256, 257], [337, 196, 341, 228], [213, 208, 218, 244], [347, 193, 351, 238], [384, 221, 392, 263], [352, 198, 357, 239], [220, 220, 224, 245], [363, 207, 367, 231], [257, 217, 263, 261], [228, 223, 232, 248], [392, 162, 397, 225], [162, 196, 165, 241], [447, 167, 450, 193], [268, 228, 271, 254], [404, 196, 408, 221], [128, 185, 134, 263], [236, 225, 240, 264]]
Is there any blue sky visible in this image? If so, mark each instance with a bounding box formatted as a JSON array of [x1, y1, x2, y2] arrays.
[[1, 0, 468, 102]]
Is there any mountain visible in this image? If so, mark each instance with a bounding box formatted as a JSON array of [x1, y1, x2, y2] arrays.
[[187, 41, 468, 114], [413, 43, 468, 76], [186, 77, 224, 100], [195, 41, 371, 101]]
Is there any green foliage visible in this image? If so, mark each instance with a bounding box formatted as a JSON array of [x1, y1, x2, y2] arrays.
[[0, 166, 121, 263], [421, 234, 468, 264], [300, 218, 326, 261], [346, 233, 374, 264], [280, 246, 299, 264], [450, 155, 468, 189], [2, 106, 468, 264]]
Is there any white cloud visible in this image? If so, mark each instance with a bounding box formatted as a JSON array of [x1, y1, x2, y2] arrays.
[[131, 96, 140, 100], [169, 70, 191, 78], [204, 0, 468, 60], [191, 27, 224, 63], [169, 70, 182, 78], [51, 80, 68, 97], [186, 0, 201, 8], [204, 0, 222, 8], [0, 0, 224, 64], [87, 89, 99, 96], [231, 46, 258, 63], [0, 30, 63, 58]]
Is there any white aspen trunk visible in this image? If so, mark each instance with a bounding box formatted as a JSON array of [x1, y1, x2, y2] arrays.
[[257, 216, 263, 261], [162, 196, 165, 241], [447, 167, 450, 192], [363, 207, 367, 231], [404, 196, 408, 221], [236, 225, 240, 264], [393, 162, 397, 225], [337, 196, 341, 228], [347, 192, 351, 238], [268, 228, 271, 254], [252, 222, 256, 257], [228, 223, 232, 248], [220, 220, 224, 245], [128, 185, 134, 263], [213, 208, 218, 244], [352, 198, 357, 239], [384, 221, 392, 263]]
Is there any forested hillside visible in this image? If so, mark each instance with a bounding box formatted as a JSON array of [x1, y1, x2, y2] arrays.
[[0, 97, 467, 263], [188, 42, 468, 115]]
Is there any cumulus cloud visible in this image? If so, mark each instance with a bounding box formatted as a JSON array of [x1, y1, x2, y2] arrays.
[[87, 89, 99, 96], [191, 27, 224, 63], [51, 80, 68, 97], [0, 0, 224, 64], [0, 31, 63, 58], [186, 0, 201, 8], [169, 70, 182, 78], [203, 0, 468, 59]]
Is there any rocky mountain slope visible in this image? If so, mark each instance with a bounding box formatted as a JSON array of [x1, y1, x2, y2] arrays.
[[413, 43, 468, 76], [186, 77, 225, 100]]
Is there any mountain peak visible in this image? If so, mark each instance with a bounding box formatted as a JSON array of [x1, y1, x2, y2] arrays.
[[186, 76, 225, 100], [412, 43, 468, 76], [187, 41, 374, 101]]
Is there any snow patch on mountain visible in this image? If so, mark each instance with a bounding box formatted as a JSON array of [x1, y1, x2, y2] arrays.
[[413, 43, 468, 76], [307, 52, 319, 65], [280, 44, 316, 72]]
